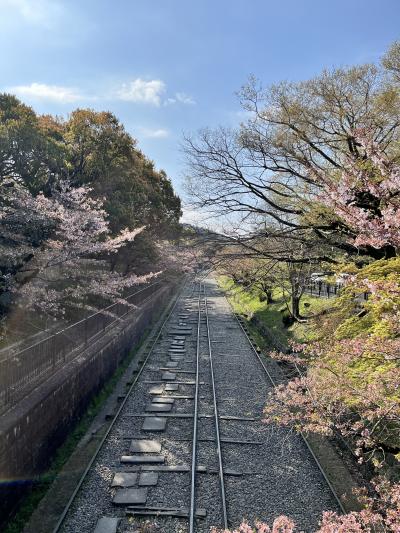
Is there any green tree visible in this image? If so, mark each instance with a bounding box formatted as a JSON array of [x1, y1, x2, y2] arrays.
[[63, 109, 181, 236], [0, 94, 65, 192]]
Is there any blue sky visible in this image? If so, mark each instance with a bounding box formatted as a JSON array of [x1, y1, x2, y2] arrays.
[[1, 0, 399, 221]]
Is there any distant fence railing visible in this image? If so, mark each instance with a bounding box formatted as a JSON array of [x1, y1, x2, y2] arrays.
[[305, 281, 343, 298], [0, 280, 167, 412], [305, 281, 369, 301]]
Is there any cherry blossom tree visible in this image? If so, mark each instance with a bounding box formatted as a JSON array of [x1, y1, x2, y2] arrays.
[[313, 129, 400, 254], [155, 239, 204, 274], [258, 127, 400, 460], [0, 177, 152, 317], [256, 135, 400, 527]]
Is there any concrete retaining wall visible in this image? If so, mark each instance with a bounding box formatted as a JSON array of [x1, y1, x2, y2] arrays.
[[0, 281, 177, 526]]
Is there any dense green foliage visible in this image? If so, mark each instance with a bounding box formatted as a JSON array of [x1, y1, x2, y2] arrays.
[[218, 276, 334, 348], [0, 95, 182, 319], [0, 96, 181, 236]]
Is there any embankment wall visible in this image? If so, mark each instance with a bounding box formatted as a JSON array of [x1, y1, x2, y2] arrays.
[[0, 281, 177, 526]]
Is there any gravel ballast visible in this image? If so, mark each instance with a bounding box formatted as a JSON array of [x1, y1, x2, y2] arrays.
[[60, 278, 340, 533]]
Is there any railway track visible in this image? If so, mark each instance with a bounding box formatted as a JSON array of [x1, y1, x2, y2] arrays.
[[55, 276, 342, 533]]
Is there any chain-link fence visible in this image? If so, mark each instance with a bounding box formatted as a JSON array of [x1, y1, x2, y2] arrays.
[[0, 280, 168, 412]]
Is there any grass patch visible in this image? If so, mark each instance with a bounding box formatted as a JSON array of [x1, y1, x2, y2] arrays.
[[218, 275, 334, 349], [4, 327, 151, 533]]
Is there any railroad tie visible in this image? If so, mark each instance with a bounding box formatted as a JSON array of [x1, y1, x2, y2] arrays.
[[93, 517, 120, 533], [126, 507, 207, 519], [142, 416, 167, 431], [113, 488, 148, 506], [121, 455, 165, 464], [130, 439, 162, 453]]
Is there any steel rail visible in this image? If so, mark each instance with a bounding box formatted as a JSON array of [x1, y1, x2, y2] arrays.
[[226, 303, 346, 515], [203, 284, 229, 529], [52, 277, 187, 533], [189, 281, 202, 533]]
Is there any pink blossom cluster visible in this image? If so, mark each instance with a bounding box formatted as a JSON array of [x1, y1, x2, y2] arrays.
[[155, 241, 204, 273], [0, 178, 151, 315], [267, 328, 399, 454], [264, 335, 400, 463], [355, 278, 400, 300], [211, 516, 296, 533], [312, 130, 400, 250]]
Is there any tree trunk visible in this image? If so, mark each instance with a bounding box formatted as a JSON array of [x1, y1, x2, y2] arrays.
[[291, 295, 300, 319], [265, 289, 273, 304]]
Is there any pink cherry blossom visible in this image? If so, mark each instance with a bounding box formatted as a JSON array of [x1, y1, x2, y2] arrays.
[[311, 129, 400, 250], [0, 178, 153, 316]]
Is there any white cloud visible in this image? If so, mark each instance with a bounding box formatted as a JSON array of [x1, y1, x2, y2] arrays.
[[138, 128, 169, 139], [9, 82, 82, 103], [164, 92, 196, 106], [175, 92, 196, 105], [117, 79, 195, 107], [117, 78, 166, 106], [0, 0, 64, 27], [7, 78, 195, 108], [164, 97, 176, 105]]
